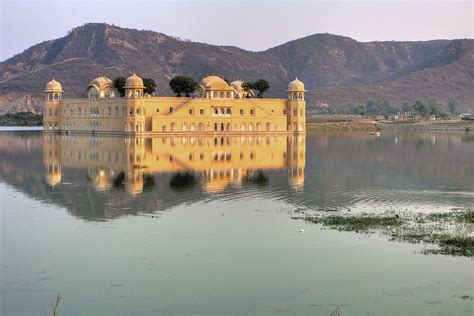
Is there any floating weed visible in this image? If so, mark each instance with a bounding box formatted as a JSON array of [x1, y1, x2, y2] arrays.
[[294, 209, 474, 258]]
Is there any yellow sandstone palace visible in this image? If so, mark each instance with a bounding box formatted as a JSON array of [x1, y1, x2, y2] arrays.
[[43, 74, 306, 134]]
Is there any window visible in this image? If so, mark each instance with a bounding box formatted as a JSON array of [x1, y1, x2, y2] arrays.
[[129, 108, 133, 115], [250, 109, 255, 116], [283, 110, 286, 115], [156, 108, 160, 112], [214, 109, 218, 115], [189, 109, 193, 115], [240, 109, 244, 116], [170, 107, 173, 113], [200, 109, 204, 116], [108, 107, 112, 116]]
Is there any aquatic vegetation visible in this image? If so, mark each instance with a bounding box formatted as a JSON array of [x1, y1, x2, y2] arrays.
[[293, 209, 474, 257]]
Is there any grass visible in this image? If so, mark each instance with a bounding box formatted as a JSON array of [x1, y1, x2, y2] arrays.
[[304, 214, 402, 232], [293, 209, 474, 257]]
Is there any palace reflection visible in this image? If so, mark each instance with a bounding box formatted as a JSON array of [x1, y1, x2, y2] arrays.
[[43, 134, 306, 197]]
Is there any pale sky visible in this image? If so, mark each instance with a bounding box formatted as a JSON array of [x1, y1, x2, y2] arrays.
[[0, 0, 472, 61]]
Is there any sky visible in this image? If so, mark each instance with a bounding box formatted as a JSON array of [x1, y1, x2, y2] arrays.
[[0, 0, 472, 61]]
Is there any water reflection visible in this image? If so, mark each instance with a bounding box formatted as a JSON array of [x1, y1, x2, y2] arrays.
[[1, 131, 472, 221], [44, 134, 305, 194], [39, 134, 305, 219]]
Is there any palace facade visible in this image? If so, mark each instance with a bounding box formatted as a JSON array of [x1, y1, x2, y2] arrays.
[[43, 74, 306, 135]]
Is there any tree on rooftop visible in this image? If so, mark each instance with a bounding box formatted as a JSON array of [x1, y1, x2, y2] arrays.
[[241, 82, 254, 98], [253, 79, 270, 98], [143, 78, 157, 95], [113, 77, 126, 97], [169, 76, 197, 97]]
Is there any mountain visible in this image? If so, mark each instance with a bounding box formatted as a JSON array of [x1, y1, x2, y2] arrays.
[[0, 23, 472, 113]]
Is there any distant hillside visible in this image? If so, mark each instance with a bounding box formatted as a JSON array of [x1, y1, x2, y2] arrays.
[[0, 23, 472, 113]]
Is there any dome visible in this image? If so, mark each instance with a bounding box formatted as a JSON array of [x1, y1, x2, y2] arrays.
[[230, 80, 244, 91], [199, 75, 231, 90], [288, 77, 305, 91], [44, 78, 63, 92], [124, 73, 144, 89], [87, 76, 113, 91], [230, 79, 254, 98]]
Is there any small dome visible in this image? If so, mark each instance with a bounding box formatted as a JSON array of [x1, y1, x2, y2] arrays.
[[230, 79, 254, 98], [124, 73, 144, 89], [230, 80, 244, 91], [200, 75, 231, 90], [44, 78, 63, 92], [87, 76, 113, 90], [288, 77, 305, 91]]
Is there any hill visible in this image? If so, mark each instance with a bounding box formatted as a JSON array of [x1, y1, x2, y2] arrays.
[[0, 23, 472, 113]]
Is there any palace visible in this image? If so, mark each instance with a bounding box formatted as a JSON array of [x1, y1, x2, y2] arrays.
[[42, 74, 306, 134]]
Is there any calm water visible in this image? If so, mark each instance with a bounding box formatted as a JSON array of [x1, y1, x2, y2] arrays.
[[0, 129, 473, 315]]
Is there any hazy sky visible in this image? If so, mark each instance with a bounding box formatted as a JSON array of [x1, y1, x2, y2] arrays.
[[0, 0, 472, 61]]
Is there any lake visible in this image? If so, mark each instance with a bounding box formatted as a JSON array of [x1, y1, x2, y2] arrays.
[[0, 128, 473, 315]]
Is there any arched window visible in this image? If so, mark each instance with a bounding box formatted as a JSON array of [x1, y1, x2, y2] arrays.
[[88, 87, 99, 100], [249, 123, 254, 131], [190, 123, 196, 131], [198, 123, 204, 131], [213, 91, 218, 98], [256, 123, 262, 131], [181, 123, 188, 132], [266, 122, 271, 131], [219, 91, 224, 99], [241, 123, 247, 131], [226, 91, 231, 98], [226, 123, 232, 131], [170, 122, 176, 132], [162, 125, 167, 132]]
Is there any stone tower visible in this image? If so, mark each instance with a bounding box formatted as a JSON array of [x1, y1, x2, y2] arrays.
[[286, 78, 306, 133]]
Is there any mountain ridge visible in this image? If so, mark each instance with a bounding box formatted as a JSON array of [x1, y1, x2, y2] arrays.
[[1, 23, 472, 113]]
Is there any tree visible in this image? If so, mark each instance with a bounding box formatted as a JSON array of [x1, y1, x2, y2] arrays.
[[241, 82, 254, 98], [412, 101, 429, 116], [448, 100, 458, 115], [113, 77, 126, 97], [252, 79, 270, 98], [401, 102, 412, 113], [429, 105, 442, 116], [143, 78, 156, 95], [169, 76, 197, 97]]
